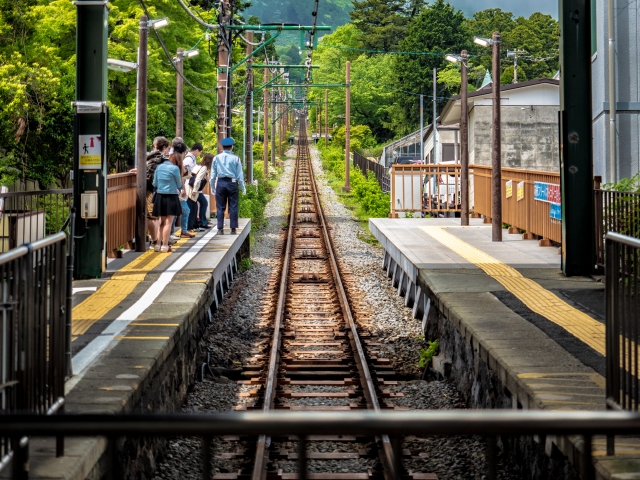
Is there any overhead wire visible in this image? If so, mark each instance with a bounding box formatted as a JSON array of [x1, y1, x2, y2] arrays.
[[138, 0, 218, 93]]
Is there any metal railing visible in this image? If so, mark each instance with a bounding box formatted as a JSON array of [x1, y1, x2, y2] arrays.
[[0, 232, 68, 473], [353, 151, 390, 193], [106, 173, 136, 257], [4, 410, 640, 480], [390, 164, 462, 216], [605, 232, 640, 455], [595, 189, 640, 268], [0, 189, 72, 254]]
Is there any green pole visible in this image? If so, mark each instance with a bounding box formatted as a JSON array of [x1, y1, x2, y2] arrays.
[[73, 0, 109, 278], [559, 0, 594, 276]]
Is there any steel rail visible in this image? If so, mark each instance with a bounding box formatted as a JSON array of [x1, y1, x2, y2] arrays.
[[304, 126, 400, 480], [250, 127, 301, 480]]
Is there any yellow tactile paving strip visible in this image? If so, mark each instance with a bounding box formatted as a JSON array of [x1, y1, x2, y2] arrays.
[[71, 238, 189, 338], [421, 226, 606, 355]]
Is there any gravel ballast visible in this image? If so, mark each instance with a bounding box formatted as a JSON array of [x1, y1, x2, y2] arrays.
[[152, 144, 517, 480]]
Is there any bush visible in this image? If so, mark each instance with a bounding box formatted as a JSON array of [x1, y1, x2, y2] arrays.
[[238, 163, 273, 229], [318, 144, 390, 219]]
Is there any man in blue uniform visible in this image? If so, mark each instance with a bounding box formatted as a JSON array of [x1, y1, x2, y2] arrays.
[[211, 137, 246, 235]]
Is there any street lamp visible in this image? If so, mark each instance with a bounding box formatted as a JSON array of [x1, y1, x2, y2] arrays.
[[474, 32, 502, 242], [148, 17, 169, 29], [107, 59, 137, 73], [175, 48, 199, 138], [445, 50, 470, 226]]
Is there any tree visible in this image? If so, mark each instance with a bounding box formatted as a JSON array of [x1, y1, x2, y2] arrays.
[[393, 0, 469, 130], [349, 0, 426, 51]]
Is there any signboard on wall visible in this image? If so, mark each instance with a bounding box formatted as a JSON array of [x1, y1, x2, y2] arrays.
[[79, 134, 102, 169], [517, 181, 525, 201], [505, 180, 513, 198], [534, 181, 561, 220]]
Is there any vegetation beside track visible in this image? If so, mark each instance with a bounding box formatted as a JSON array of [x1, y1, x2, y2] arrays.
[[317, 143, 389, 243], [238, 162, 282, 245]]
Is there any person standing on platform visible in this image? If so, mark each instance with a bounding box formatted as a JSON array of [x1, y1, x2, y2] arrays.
[[211, 138, 245, 235]]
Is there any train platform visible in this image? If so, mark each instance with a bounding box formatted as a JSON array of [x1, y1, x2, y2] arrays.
[[369, 217, 640, 479], [1, 220, 250, 480]]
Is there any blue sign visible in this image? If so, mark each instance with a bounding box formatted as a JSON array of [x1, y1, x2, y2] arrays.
[[534, 182, 548, 202], [550, 203, 561, 220]]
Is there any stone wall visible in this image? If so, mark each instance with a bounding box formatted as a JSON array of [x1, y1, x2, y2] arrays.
[[421, 282, 581, 480], [471, 105, 559, 172]]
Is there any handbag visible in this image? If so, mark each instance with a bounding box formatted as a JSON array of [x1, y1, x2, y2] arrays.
[[151, 188, 157, 204], [188, 167, 207, 191]]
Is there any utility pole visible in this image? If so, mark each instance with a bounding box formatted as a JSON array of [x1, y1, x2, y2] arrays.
[[217, 0, 231, 151], [559, 0, 594, 276], [325, 89, 328, 147], [271, 89, 276, 166], [263, 69, 269, 175], [420, 95, 424, 161], [176, 47, 184, 139], [432, 68, 438, 164], [491, 32, 502, 242], [460, 50, 469, 226], [135, 16, 149, 252], [608, 0, 617, 183], [245, 31, 253, 184], [73, 0, 109, 278], [343, 60, 351, 192]]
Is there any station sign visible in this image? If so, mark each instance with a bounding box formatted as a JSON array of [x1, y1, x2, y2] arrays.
[[534, 181, 561, 220]]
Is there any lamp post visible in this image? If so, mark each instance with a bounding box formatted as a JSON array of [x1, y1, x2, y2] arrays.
[[445, 50, 469, 226], [134, 16, 168, 253], [175, 48, 199, 139], [474, 33, 502, 241]]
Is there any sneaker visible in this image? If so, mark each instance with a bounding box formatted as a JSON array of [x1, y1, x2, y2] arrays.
[[167, 246, 172, 253], [188, 230, 198, 235], [201, 224, 212, 229], [150, 240, 156, 249], [217, 229, 224, 235], [231, 228, 237, 235], [168, 236, 178, 245], [198, 227, 206, 232], [154, 243, 161, 252], [160, 245, 168, 253], [180, 232, 194, 238]]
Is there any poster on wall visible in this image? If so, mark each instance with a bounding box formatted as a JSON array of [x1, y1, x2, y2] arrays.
[[550, 203, 561, 220], [534, 181, 560, 204], [517, 181, 525, 201], [505, 180, 513, 198], [79, 134, 102, 169]]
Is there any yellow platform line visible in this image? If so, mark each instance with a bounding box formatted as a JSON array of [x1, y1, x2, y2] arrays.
[[420, 226, 606, 355], [71, 238, 189, 337]]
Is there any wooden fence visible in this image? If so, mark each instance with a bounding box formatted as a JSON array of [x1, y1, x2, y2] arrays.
[[472, 165, 561, 244], [106, 172, 136, 257], [353, 151, 390, 193]]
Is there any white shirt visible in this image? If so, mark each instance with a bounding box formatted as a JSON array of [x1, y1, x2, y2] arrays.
[[184, 152, 197, 174]]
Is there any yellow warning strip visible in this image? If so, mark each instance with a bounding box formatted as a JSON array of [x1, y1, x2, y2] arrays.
[[71, 238, 189, 337], [420, 226, 606, 355]]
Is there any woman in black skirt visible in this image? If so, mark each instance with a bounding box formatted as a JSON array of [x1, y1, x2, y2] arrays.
[[152, 151, 183, 252]]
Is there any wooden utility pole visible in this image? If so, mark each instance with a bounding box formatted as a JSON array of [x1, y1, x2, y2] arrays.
[[343, 61, 351, 192], [176, 48, 184, 139], [245, 32, 253, 183], [216, 0, 231, 152], [325, 89, 328, 147], [460, 50, 469, 226], [135, 15, 149, 252], [263, 69, 269, 175], [491, 32, 502, 241]]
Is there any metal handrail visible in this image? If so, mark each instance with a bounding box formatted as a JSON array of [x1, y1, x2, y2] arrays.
[[2, 410, 640, 436], [606, 231, 640, 248], [0, 232, 67, 267]]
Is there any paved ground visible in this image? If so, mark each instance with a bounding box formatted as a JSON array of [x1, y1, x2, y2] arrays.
[[0, 220, 250, 480], [369, 217, 640, 477]]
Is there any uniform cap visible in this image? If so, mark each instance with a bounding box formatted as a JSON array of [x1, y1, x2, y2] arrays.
[[220, 137, 235, 147]]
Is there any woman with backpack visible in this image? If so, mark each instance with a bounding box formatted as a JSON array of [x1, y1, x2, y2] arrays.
[[152, 150, 184, 253], [185, 153, 213, 232]]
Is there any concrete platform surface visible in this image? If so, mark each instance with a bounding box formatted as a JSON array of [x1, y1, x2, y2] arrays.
[[369, 217, 637, 480], [1, 220, 250, 480]]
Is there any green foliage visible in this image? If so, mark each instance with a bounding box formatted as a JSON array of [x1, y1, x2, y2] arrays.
[[332, 125, 375, 152], [238, 258, 253, 271], [500, 65, 528, 85], [418, 340, 439, 369], [319, 144, 390, 219], [238, 163, 277, 230], [603, 173, 640, 193], [602, 173, 640, 240]]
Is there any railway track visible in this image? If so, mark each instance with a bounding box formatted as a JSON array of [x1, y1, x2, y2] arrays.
[[212, 119, 436, 480]]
